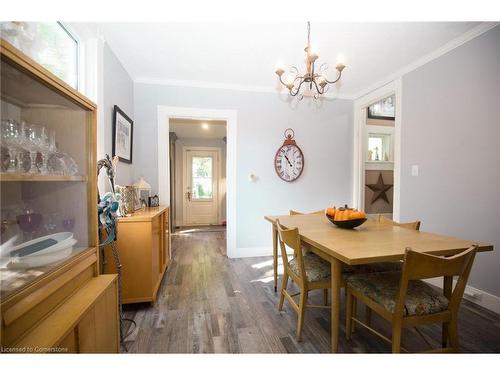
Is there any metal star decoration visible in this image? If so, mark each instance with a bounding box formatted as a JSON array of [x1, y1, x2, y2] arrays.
[[366, 173, 393, 204]]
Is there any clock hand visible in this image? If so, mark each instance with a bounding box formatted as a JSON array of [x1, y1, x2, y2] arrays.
[[284, 155, 293, 167]]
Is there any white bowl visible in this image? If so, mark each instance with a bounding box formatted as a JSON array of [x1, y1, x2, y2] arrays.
[[4, 232, 74, 258], [7, 241, 76, 268]]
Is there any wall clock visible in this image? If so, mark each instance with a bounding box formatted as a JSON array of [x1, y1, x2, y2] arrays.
[[274, 128, 304, 182]]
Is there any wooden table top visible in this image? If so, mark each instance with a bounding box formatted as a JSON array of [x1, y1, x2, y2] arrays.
[[265, 214, 493, 265]]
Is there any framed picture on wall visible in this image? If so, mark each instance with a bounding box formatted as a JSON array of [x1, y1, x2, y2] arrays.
[[112, 105, 133, 163]]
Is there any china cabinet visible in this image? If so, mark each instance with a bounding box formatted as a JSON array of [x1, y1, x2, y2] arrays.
[[0, 38, 119, 352]]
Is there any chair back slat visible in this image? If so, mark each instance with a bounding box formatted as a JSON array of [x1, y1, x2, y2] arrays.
[[289, 209, 324, 216], [276, 219, 307, 283], [378, 215, 421, 231], [401, 247, 476, 281]]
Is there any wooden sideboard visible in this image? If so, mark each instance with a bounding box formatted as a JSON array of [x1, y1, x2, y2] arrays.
[[103, 206, 170, 304]]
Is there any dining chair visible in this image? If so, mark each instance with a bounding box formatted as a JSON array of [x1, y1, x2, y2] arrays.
[[289, 209, 324, 216], [378, 214, 421, 230], [345, 245, 477, 353], [355, 215, 422, 324], [276, 219, 331, 340]]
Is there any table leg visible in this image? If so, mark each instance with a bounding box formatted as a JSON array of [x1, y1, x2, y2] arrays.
[[272, 224, 278, 292], [442, 275, 453, 347], [331, 258, 342, 353]]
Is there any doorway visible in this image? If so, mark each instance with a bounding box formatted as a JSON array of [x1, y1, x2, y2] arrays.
[[169, 118, 227, 230], [157, 106, 237, 258], [353, 80, 402, 220]]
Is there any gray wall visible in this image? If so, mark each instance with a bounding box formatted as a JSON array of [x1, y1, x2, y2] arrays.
[[400, 26, 500, 295], [174, 137, 227, 226], [133, 85, 353, 251], [101, 43, 134, 187]]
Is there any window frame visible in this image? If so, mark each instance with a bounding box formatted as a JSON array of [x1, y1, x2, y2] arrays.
[[56, 22, 80, 91]]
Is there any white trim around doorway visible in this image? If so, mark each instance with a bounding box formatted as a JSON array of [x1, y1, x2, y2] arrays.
[[352, 79, 402, 221], [157, 106, 237, 258]]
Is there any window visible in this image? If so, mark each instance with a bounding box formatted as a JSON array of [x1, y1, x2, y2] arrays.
[[192, 156, 213, 200], [0, 22, 79, 89], [367, 94, 395, 120], [367, 134, 391, 162]]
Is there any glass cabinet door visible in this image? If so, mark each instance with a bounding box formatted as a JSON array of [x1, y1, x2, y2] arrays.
[[0, 42, 96, 299]]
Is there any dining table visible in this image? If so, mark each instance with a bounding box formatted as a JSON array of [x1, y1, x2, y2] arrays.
[[264, 213, 493, 353]]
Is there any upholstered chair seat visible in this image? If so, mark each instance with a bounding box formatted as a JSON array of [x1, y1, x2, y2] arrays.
[[346, 272, 449, 316], [288, 253, 331, 282]]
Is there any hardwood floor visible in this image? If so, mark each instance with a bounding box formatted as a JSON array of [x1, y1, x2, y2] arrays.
[[122, 230, 500, 353]]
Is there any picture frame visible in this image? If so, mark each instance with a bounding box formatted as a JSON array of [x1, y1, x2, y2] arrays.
[[112, 105, 134, 164], [149, 195, 160, 207]]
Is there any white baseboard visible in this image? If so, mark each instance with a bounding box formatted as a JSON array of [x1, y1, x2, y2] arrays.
[[232, 246, 295, 259], [233, 246, 274, 258], [426, 278, 500, 315]]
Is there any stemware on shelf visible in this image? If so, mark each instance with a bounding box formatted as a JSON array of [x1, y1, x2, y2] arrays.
[[17, 206, 43, 241], [1, 119, 24, 173], [38, 126, 53, 175], [24, 123, 44, 174], [62, 217, 75, 231]]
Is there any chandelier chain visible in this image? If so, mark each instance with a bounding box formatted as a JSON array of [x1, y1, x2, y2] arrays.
[[307, 21, 310, 47]]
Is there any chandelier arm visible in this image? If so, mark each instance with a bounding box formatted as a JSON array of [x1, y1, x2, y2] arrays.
[[312, 79, 324, 95], [324, 69, 343, 84], [292, 78, 307, 96]]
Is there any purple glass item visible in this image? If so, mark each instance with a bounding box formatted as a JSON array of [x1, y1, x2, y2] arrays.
[[62, 218, 75, 231], [17, 213, 42, 235]]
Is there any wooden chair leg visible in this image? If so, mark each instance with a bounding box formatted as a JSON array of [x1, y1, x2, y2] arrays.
[[346, 291, 353, 339], [278, 271, 289, 311], [442, 322, 449, 348], [323, 288, 328, 306], [391, 321, 403, 353], [296, 289, 308, 341], [351, 297, 357, 334], [365, 305, 372, 326], [448, 318, 460, 352]]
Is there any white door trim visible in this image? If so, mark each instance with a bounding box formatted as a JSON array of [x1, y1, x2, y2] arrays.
[[182, 146, 222, 226], [157, 106, 237, 257], [352, 79, 402, 220]]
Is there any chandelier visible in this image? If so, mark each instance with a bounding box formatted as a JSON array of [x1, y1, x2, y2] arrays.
[[275, 22, 346, 100]]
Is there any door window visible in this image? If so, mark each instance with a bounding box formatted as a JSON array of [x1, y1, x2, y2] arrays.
[[192, 156, 213, 200]]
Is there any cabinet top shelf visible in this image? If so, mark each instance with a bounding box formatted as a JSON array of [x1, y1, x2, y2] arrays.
[[0, 174, 86, 182]]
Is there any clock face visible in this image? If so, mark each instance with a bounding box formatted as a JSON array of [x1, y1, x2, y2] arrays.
[[274, 144, 304, 182]]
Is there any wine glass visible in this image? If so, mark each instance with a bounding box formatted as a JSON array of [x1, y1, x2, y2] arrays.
[[62, 217, 75, 231], [44, 212, 59, 234], [38, 127, 53, 175], [24, 123, 43, 174], [17, 206, 43, 241], [1, 119, 23, 173]]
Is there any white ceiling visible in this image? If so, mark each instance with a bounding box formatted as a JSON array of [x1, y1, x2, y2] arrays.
[[91, 22, 483, 97], [170, 118, 226, 139]]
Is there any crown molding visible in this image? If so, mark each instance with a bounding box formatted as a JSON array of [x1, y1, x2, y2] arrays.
[[133, 77, 356, 100], [131, 22, 498, 102], [352, 22, 499, 100]]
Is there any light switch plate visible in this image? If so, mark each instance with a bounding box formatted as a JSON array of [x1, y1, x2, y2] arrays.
[[411, 165, 419, 177]]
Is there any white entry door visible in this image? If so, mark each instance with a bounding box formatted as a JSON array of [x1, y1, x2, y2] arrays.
[[183, 148, 219, 225]]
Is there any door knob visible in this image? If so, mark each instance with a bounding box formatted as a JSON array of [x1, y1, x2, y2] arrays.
[[186, 191, 191, 201]]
